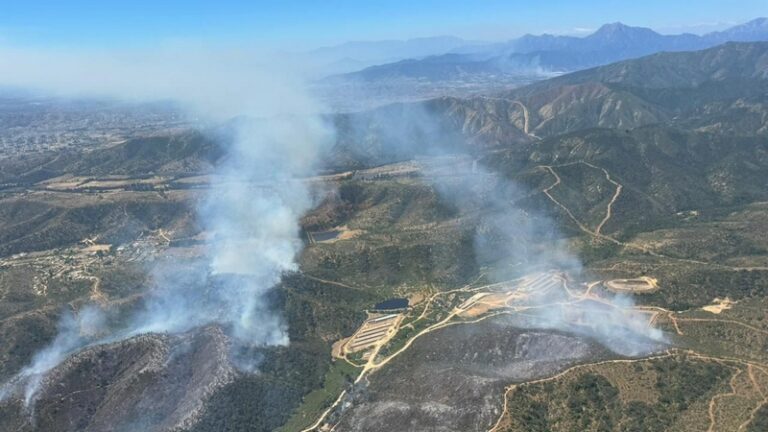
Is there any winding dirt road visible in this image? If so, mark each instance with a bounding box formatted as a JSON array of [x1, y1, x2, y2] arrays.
[[537, 161, 768, 272]]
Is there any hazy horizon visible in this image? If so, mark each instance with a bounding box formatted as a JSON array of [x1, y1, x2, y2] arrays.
[[1, 1, 766, 51]]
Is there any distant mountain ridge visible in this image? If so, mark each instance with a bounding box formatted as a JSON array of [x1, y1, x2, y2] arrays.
[[475, 41, 768, 140], [5, 42, 767, 182], [327, 41, 768, 167], [336, 18, 768, 82], [303, 36, 481, 75]]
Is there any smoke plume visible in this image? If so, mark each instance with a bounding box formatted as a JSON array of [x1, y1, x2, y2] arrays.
[[450, 165, 666, 356], [0, 39, 664, 409], [0, 45, 332, 402], [354, 104, 667, 356], [130, 116, 332, 350], [0, 306, 107, 407]]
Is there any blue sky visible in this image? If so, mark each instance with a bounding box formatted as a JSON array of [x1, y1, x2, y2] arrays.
[[1, 0, 766, 49]]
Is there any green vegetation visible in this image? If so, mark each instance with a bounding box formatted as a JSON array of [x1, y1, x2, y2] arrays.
[[3, 41, 768, 432], [648, 268, 768, 310], [189, 342, 329, 432], [747, 405, 768, 432], [505, 356, 733, 432], [278, 360, 361, 432]]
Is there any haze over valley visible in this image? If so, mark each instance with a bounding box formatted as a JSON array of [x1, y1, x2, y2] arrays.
[[1, 3, 768, 431]]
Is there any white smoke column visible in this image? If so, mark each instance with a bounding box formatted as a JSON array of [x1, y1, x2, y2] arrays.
[[127, 116, 332, 351], [432, 161, 667, 356], [0, 44, 333, 399], [104, 115, 335, 378], [358, 102, 668, 355], [204, 117, 329, 343], [79, 55, 336, 347], [0, 306, 106, 406]]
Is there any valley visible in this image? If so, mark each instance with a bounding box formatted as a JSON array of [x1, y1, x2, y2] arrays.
[[0, 40, 767, 432]]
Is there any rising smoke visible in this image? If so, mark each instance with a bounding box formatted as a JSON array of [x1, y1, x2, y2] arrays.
[[0, 306, 107, 406], [352, 103, 667, 356], [0, 40, 665, 408], [130, 116, 332, 350], [432, 164, 666, 355], [0, 45, 333, 403]]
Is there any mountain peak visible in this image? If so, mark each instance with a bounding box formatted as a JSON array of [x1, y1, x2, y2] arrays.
[[587, 22, 661, 43], [595, 22, 650, 35], [598, 22, 631, 32]]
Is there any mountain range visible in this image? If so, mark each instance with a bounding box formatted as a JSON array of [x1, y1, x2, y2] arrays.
[[334, 18, 768, 82], [2, 40, 768, 432], [301, 36, 481, 75]]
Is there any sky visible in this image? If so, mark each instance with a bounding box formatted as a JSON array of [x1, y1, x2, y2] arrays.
[[1, 0, 766, 50]]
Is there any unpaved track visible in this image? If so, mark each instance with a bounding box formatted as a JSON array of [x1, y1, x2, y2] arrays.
[[485, 298, 768, 432], [537, 161, 768, 272], [641, 306, 768, 338], [676, 317, 768, 336], [748, 365, 766, 399], [70, 264, 107, 305], [637, 306, 684, 335], [583, 161, 623, 235], [739, 365, 768, 431], [708, 366, 742, 432], [488, 351, 677, 432], [490, 350, 768, 432], [707, 361, 768, 432], [302, 274, 367, 291], [87, 275, 107, 304], [302, 155, 768, 430], [539, 161, 623, 237], [478, 96, 539, 140], [311, 274, 632, 431], [300, 390, 349, 432], [540, 165, 594, 235], [308, 271, 768, 432], [303, 277, 510, 431], [510, 101, 532, 137]]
